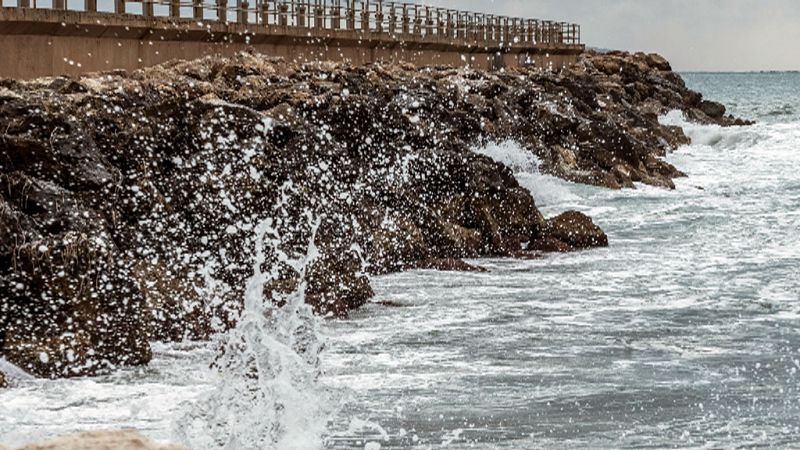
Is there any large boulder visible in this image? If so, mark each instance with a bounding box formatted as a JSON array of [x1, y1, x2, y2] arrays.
[[12, 430, 184, 450], [540, 211, 609, 250]]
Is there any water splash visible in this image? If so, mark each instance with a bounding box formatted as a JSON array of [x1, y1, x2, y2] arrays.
[[475, 141, 580, 207], [174, 208, 333, 449]]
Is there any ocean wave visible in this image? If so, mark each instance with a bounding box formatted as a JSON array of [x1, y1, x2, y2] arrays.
[[474, 141, 582, 207], [660, 110, 765, 149]]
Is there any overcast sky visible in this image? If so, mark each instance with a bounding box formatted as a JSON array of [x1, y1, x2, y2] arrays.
[[415, 0, 800, 72]]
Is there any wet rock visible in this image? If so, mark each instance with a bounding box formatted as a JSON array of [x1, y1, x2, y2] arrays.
[[0, 50, 746, 378], [13, 430, 184, 450], [543, 211, 609, 250], [0, 370, 6, 388], [699, 99, 726, 118], [409, 258, 488, 272]]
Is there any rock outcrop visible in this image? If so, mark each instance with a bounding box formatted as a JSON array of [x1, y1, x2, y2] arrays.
[[0, 51, 746, 377], [9, 430, 184, 450]]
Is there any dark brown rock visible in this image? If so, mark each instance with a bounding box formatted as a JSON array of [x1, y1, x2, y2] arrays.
[[409, 258, 488, 272], [0, 50, 745, 378], [543, 211, 609, 250]]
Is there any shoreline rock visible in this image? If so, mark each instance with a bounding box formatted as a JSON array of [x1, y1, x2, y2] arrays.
[[7, 430, 184, 450], [0, 51, 749, 377]]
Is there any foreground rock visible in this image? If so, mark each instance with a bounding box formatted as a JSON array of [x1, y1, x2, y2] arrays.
[[7, 431, 184, 450], [0, 51, 745, 377]]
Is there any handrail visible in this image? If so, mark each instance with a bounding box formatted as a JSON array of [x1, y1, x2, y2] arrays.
[[4, 0, 582, 48]]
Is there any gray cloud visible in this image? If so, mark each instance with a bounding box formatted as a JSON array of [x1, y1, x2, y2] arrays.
[[412, 0, 800, 71]]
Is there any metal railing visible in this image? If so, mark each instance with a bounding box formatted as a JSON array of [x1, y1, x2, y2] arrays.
[[3, 0, 581, 47]]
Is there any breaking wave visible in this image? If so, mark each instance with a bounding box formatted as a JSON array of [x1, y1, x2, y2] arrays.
[[475, 141, 581, 207]]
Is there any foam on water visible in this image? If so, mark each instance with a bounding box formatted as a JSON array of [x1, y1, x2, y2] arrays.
[[475, 141, 581, 208]]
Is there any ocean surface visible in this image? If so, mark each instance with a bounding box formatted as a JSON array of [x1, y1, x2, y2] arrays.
[[1, 73, 799, 449]]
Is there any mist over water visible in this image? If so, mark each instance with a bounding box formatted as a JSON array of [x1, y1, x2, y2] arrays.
[[1, 74, 799, 448]]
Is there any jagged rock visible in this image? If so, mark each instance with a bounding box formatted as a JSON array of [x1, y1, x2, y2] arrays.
[[543, 211, 609, 250], [0, 50, 747, 378], [0, 370, 6, 388], [11, 430, 184, 450], [409, 258, 488, 272]]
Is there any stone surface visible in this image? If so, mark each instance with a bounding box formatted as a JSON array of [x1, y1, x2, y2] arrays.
[[11, 430, 184, 450], [544, 211, 610, 250], [0, 51, 748, 377]]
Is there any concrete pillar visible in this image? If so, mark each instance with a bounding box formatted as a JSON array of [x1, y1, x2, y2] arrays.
[[437, 9, 445, 37], [315, 5, 324, 29], [446, 11, 453, 38], [387, 7, 395, 34], [360, 0, 369, 32], [279, 3, 288, 26], [144, 0, 154, 18], [374, 0, 383, 32], [216, 0, 227, 22], [260, 1, 269, 25], [424, 7, 433, 37], [237, 0, 248, 23], [346, 0, 355, 30], [170, 0, 180, 18], [401, 4, 408, 34], [412, 5, 420, 35], [330, 4, 340, 29], [297, 4, 306, 27]]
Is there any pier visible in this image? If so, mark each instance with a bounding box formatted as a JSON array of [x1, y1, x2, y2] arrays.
[[0, 1, 583, 79]]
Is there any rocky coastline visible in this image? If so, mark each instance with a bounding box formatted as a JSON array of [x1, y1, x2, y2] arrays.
[[0, 50, 744, 380]]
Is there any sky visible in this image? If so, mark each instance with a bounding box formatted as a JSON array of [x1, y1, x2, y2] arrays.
[[414, 0, 800, 72]]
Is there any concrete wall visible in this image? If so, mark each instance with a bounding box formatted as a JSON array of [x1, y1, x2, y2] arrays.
[[0, 7, 584, 80]]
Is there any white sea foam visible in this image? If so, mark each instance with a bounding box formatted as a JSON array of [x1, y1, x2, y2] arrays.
[[475, 141, 581, 207]]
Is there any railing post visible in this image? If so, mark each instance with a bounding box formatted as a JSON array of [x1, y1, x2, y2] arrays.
[[424, 7, 432, 38], [238, 0, 249, 23], [403, 4, 410, 35], [330, 2, 340, 29], [216, 0, 227, 22], [53, 0, 65, 10], [315, 2, 324, 29], [86, 0, 97, 12], [375, 0, 384, 32], [387, 3, 395, 34], [346, 0, 355, 30], [414, 5, 422, 36], [297, 2, 306, 27], [144, 0, 154, 17], [279, 2, 288, 26], [193, 0, 202, 20], [260, 0, 269, 25], [170, 0, 180, 18], [360, 0, 368, 32]]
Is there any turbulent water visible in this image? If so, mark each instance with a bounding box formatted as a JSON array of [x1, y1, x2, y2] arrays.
[[2, 73, 799, 449]]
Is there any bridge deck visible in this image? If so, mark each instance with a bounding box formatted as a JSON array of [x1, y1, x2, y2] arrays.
[[0, 1, 584, 79]]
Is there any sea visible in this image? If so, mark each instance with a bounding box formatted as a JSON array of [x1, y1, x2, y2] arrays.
[[1, 72, 798, 449]]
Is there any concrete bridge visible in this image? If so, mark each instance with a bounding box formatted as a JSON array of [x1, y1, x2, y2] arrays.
[[0, 0, 583, 80]]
